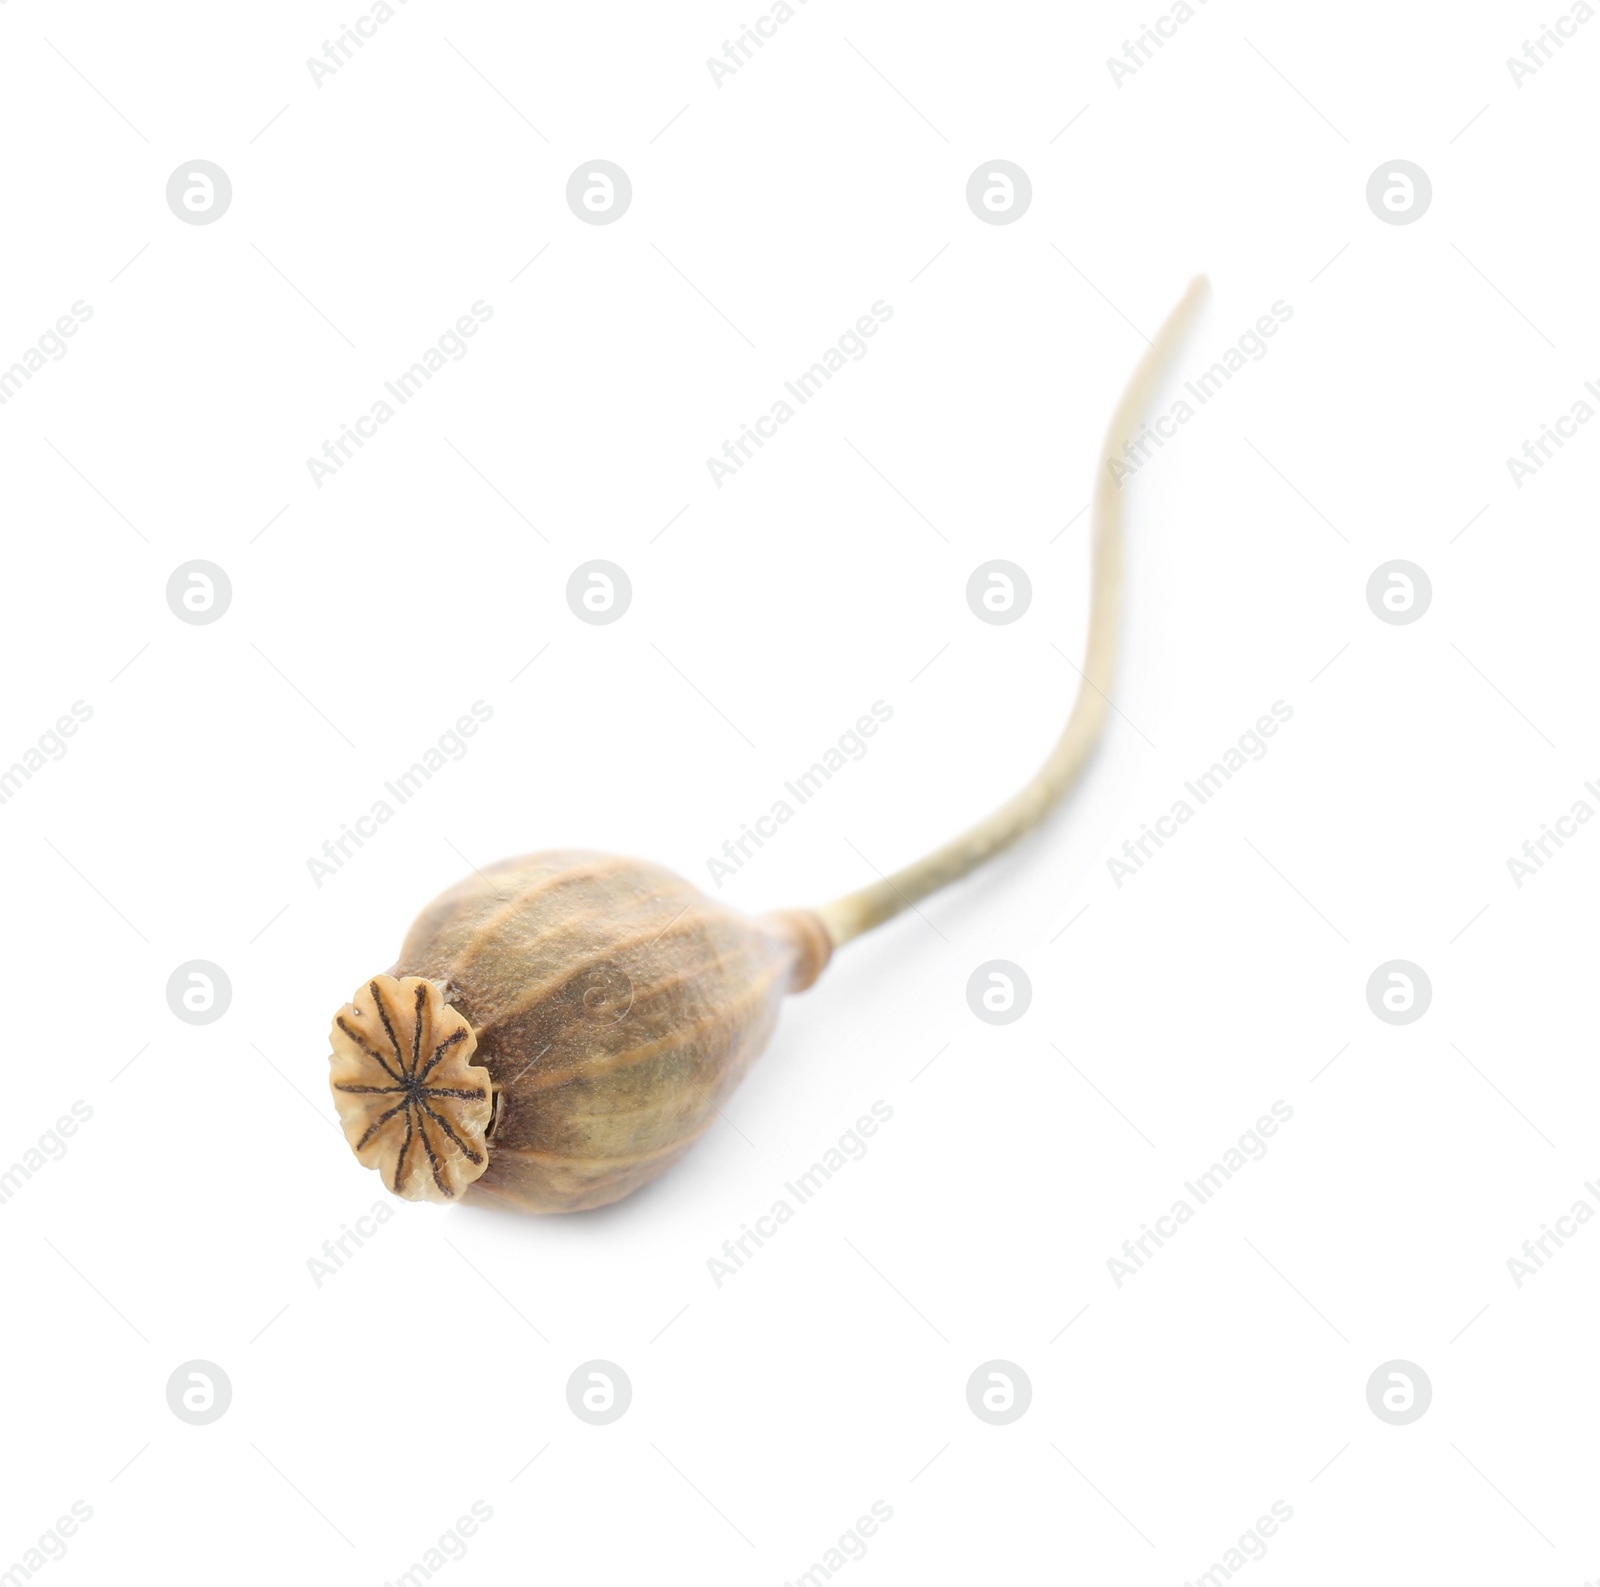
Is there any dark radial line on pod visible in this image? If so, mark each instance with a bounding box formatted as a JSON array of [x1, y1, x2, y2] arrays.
[[370, 981, 407, 1069], [354, 1099, 411, 1150], [412, 984, 427, 1070], [418, 1027, 468, 1083], [420, 1100, 483, 1165], [336, 1016, 405, 1084], [417, 1114, 450, 1196], [393, 1111, 415, 1193]]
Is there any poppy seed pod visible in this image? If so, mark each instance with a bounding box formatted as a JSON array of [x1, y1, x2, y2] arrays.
[[329, 851, 831, 1212], [326, 277, 1209, 1213]]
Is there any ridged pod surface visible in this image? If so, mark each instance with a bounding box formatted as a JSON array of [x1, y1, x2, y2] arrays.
[[328, 851, 831, 1213]]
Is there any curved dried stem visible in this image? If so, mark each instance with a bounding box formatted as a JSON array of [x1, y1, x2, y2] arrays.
[[816, 276, 1209, 947]]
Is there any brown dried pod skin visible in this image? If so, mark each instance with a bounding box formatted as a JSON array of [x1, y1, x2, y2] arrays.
[[330, 851, 831, 1213]]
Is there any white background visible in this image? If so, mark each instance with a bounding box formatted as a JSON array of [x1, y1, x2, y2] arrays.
[[2, 1, 1597, 1583]]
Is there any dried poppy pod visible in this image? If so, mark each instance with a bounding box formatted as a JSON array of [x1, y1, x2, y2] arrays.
[[327, 278, 1208, 1212], [328, 854, 829, 1212]]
